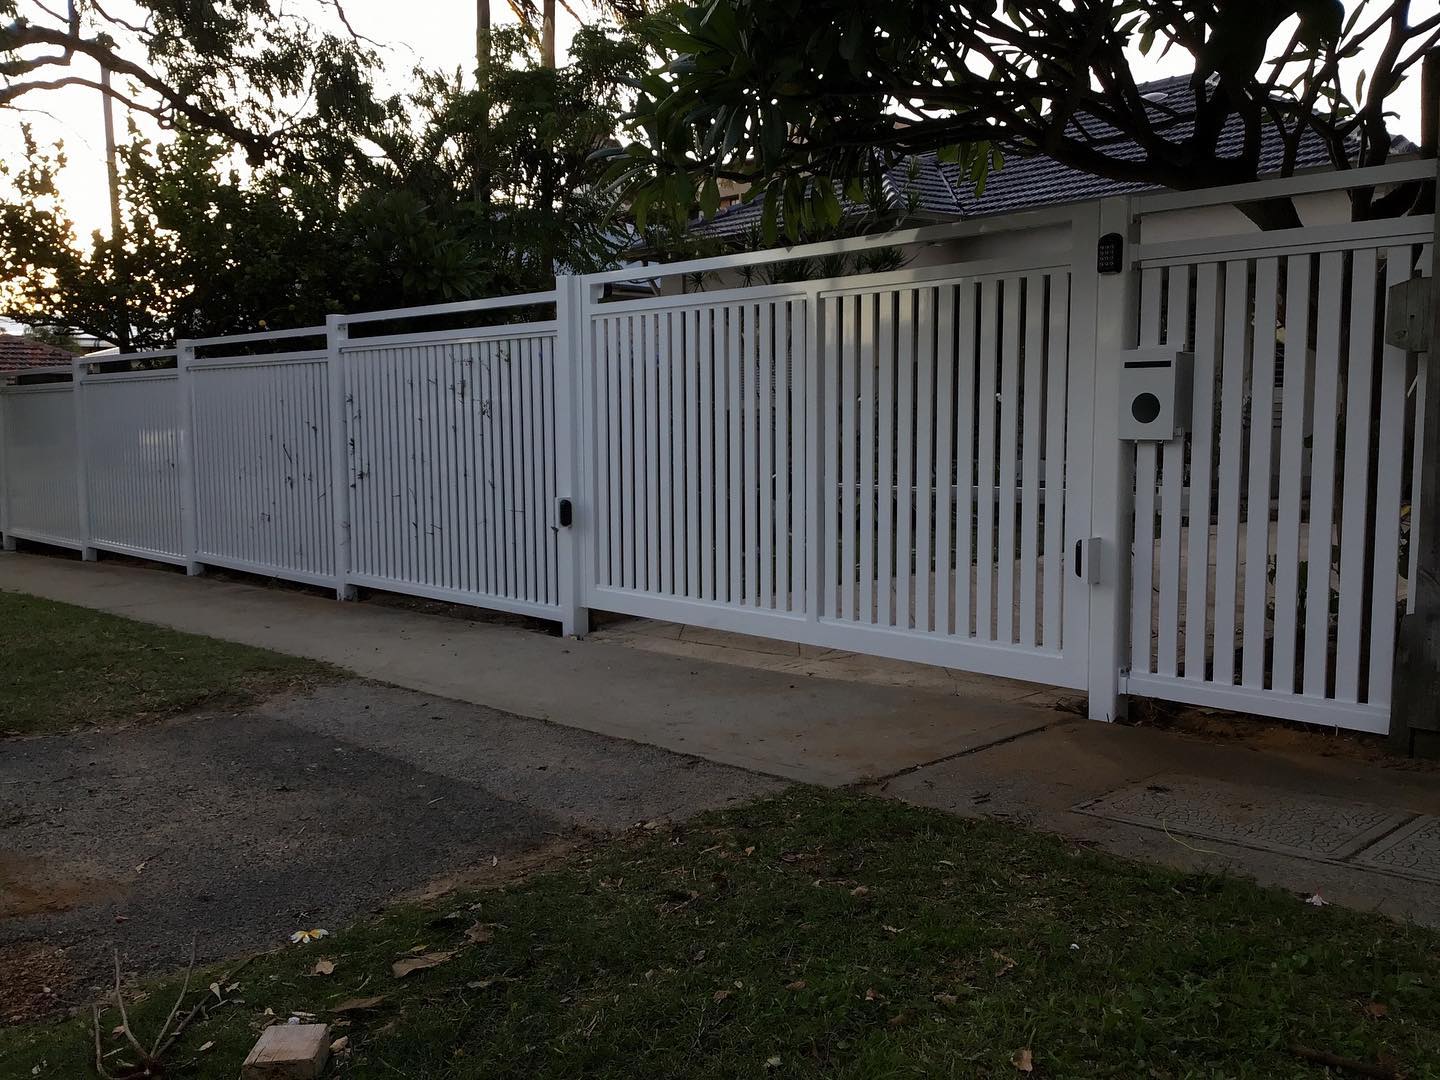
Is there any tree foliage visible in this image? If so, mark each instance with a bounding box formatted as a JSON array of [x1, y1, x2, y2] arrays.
[[0, 22, 647, 346], [1, 0, 389, 165], [609, 0, 1440, 236]]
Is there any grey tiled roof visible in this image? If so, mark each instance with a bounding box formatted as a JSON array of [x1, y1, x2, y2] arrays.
[[692, 76, 1412, 239]]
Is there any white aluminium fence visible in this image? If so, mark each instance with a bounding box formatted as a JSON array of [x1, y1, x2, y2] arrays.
[[0, 294, 565, 622], [1, 159, 1434, 736], [341, 295, 565, 618]]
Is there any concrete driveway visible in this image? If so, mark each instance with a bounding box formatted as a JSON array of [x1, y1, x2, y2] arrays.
[[0, 680, 780, 1022]]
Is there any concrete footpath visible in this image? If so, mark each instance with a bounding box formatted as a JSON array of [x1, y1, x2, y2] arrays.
[[5, 551, 1440, 925]]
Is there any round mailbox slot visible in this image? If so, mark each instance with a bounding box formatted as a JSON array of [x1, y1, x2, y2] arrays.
[[1131, 392, 1162, 425]]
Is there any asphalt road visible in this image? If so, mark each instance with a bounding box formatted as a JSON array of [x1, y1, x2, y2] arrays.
[[0, 680, 781, 1020]]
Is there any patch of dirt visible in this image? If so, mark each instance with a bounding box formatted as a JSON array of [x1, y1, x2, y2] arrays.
[[409, 835, 591, 903], [1122, 700, 1440, 773], [0, 942, 77, 1024], [0, 852, 125, 918]]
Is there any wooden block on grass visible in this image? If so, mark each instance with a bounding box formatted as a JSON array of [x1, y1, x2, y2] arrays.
[[241, 1023, 331, 1079]]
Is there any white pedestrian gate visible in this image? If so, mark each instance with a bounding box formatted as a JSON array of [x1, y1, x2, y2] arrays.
[[1, 160, 1434, 736]]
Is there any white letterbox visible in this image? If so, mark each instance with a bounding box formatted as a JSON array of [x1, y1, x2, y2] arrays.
[[1117, 346, 1192, 441]]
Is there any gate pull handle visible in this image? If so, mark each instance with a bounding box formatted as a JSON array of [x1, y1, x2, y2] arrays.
[[1074, 537, 1101, 584]]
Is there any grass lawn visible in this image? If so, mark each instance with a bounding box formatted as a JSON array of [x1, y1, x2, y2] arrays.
[[2, 788, 1436, 1079], [0, 590, 334, 735]]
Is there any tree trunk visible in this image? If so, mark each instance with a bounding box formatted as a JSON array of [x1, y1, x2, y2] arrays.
[[99, 64, 129, 352], [475, 0, 490, 82], [541, 0, 556, 69], [538, 0, 558, 277], [475, 0, 491, 211]]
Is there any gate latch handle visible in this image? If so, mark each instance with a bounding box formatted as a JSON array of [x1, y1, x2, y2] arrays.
[[1074, 537, 1101, 584]]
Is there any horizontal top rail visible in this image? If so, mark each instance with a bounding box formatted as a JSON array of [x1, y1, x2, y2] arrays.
[[583, 205, 1077, 288], [339, 291, 557, 327], [1135, 158, 1437, 214], [0, 366, 73, 382], [186, 325, 326, 349], [1137, 212, 1434, 266], [77, 349, 177, 367], [340, 321, 558, 353], [187, 347, 330, 369]]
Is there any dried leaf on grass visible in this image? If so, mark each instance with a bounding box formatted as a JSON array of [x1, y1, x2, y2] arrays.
[[1013, 1047, 1034, 1072], [308, 959, 336, 977], [391, 951, 454, 978], [330, 996, 387, 1013], [464, 923, 495, 945]]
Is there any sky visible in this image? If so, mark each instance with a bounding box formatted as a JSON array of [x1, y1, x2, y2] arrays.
[[0, 1, 1432, 244]]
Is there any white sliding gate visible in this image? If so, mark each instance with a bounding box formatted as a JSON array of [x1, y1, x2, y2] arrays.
[[579, 224, 1095, 689], [2, 160, 1435, 736]]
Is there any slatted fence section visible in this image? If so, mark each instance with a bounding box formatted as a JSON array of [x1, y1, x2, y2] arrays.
[[77, 370, 184, 562], [0, 383, 81, 549], [188, 347, 337, 587], [1126, 228, 1434, 732], [344, 327, 561, 617], [818, 270, 1079, 685], [586, 291, 808, 625]]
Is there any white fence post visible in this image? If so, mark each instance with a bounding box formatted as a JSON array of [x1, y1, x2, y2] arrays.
[[0, 380, 11, 551], [327, 314, 357, 601], [1081, 197, 1139, 721], [555, 275, 591, 637], [175, 339, 204, 576], [71, 353, 97, 561]]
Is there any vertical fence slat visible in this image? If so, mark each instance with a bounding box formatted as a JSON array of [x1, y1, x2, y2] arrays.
[[934, 285, 957, 637], [914, 287, 936, 633], [1156, 265, 1193, 677], [1132, 266, 1163, 673], [1272, 255, 1312, 693], [895, 290, 916, 631], [728, 305, 744, 605], [1210, 259, 1251, 686], [658, 311, 675, 597], [1184, 263, 1222, 681], [877, 292, 896, 627], [1019, 273, 1045, 648], [1239, 259, 1279, 687], [975, 278, 999, 641], [1042, 274, 1069, 650], [956, 281, 978, 638], [859, 293, 877, 624], [997, 277, 1022, 643], [759, 302, 775, 608], [1302, 251, 1345, 697], [842, 295, 858, 622], [775, 301, 791, 611], [822, 297, 840, 619], [685, 310, 701, 600]]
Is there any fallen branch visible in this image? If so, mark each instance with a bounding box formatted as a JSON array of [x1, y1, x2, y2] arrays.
[[1289, 1043, 1400, 1079]]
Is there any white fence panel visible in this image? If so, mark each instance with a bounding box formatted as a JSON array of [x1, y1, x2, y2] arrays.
[[0, 384, 81, 549], [78, 372, 183, 562], [586, 291, 809, 628], [189, 352, 337, 586], [1126, 224, 1434, 732], [344, 327, 561, 617], [819, 271, 1074, 661]]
